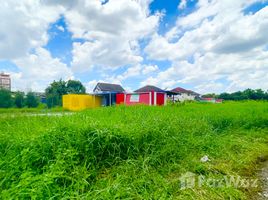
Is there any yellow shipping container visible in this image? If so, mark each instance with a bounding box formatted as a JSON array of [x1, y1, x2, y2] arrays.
[[63, 94, 102, 111]]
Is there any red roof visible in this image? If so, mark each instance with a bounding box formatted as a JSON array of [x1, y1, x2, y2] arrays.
[[171, 87, 191, 94]]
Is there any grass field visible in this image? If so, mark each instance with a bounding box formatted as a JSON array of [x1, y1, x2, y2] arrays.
[[0, 101, 268, 199], [0, 107, 67, 114]]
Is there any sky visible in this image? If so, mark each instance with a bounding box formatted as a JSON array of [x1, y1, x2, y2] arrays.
[[0, 0, 268, 94]]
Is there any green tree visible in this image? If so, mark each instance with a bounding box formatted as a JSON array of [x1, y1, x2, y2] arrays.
[[14, 91, 25, 108], [243, 89, 254, 100], [265, 90, 268, 100], [25, 92, 39, 108], [254, 89, 266, 100], [45, 79, 86, 108], [218, 89, 268, 101], [45, 80, 67, 108], [218, 92, 231, 100], [66, 80, 86, 94], [46, 94, 61, 108], [0, 89, 13, 108], [202, 93, 218, 98]]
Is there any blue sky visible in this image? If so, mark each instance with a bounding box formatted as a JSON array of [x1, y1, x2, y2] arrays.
[[0, 0, 268, 93]]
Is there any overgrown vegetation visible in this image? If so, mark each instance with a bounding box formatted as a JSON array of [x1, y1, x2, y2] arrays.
[[0, 89, 13, 108], [0, 102, 268, 199], [0, 79, 86, 109], [0, 89, 40, 108]]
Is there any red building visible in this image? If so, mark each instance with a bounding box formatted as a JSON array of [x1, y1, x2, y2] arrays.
[[116, 85, 167, 106]]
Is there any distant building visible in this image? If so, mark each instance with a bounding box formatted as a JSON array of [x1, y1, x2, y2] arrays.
[[93, 82, 125, 93], [0, 73, 11, 91], [134, 85, 164, 93], [93, 82, 125, 106], [128, 85, 167, 106], [170, 87, 200, 102], [199, 98, 223, 103]]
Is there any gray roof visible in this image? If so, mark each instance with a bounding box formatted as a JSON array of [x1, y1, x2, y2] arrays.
[[93, 82, 125, 93], [134, 85, 164, 93]]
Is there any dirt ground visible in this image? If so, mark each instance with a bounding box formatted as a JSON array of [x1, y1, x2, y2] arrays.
[[256, 160, 268, 200]]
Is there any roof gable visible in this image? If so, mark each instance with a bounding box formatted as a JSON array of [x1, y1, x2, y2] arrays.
[[171, 87, 189, 93], [134, 85, 164, 92], [93, 82, 125, 93], [171, 87, 199, 96]]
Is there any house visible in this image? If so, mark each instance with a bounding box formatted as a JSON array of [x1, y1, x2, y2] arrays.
[[94, 82, 125, 93], [170, 87, 200, 102], [116, 85, 167, 106], [134, 85, 165, 93], [93, 82, 125, 106]]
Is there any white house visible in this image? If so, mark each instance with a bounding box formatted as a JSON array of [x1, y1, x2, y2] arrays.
[[170, 87, 200, 102]]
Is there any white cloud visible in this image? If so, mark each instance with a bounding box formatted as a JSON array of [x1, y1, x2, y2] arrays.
[[56, 25, 65, 32], [194, 81, 225, 94], [65, 0, 161, 71], [85, 80, 102, 93], [0, 0, 160, 91], [0, 0, 62, 60], [90, 63, 159, 92], [178, 0, 187, 10], [142, 48, 268, 93], [1, 0, 268, 94], [146, 0, 268, 61], [144, 0, 268, 93], [71, 40, 143, 72], [176, 0, 259, 28], [142, 65, 159, 74], [108, 64, 159, 84], [12, 48, 73, 92], [0, 0, 70, 91]]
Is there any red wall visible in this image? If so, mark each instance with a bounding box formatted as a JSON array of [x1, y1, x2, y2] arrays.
[[157, 93, 165, 105], [117, 92, 166, 106], [116, 93, 125, 105], [125, 93, 151, 105]]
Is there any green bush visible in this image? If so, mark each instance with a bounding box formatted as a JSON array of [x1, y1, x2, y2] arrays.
[[14, 91, 25, 108], [25, 92, 39, 108]]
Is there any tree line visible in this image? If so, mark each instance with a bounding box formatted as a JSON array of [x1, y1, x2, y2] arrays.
[[0, 90, 39, 108], [202, 89, 268, 100], [0, 79, 86, 108], [45, 79, 85, 108], [1, 81, 267, 108]]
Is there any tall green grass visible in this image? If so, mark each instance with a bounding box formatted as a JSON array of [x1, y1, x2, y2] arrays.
[[0, 107, 67, 114], [0, 101, 268, 199]]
